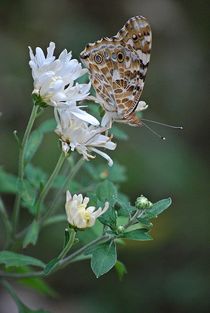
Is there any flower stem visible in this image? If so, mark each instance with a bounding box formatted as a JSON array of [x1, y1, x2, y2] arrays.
[[0, 197, 12, 248], [35, 152, 66, 219], [12, 104, 39, 234], [41, 157, 84, 222], [0, 270, 44, 279], [58, 234, 111, 270], [58, 229, 76, 260], [0, 234, 112, 279], [124, 209, 145, 229]]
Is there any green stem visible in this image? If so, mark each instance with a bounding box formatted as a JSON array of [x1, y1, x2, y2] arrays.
[[0, 197, 12, 248], [41, 157, 84, 222], [0, 234, 111, 279], [12, 104, 39, 234], [58, 234, 111, 270], [124, 209, 145, 229], [58, 229, 76, 260], [0, 270, 44, 279], [35, 152, 66, 219], [1, 280, 21, 303]]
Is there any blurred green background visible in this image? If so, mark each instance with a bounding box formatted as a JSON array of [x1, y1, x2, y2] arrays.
[[0, 0, 209, 312]]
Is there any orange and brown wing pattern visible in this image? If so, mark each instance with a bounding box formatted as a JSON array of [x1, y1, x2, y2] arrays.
[[80, 16, 152, 125]]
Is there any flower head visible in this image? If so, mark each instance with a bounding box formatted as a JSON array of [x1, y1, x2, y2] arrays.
[[55, 111, 116, 166], [65, 191, 109, 229], [29, 42, 89, 107], [135, 195, 153, 210]]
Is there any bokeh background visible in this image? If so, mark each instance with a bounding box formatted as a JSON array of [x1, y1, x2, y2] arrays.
[[0, 0, 209, 312]]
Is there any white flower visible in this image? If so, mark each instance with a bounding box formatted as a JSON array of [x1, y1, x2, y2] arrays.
[[55, 100, 99, 127], [29, 42, 89, 107], [55, 111, 116, 166], [65, 191, 109, 229]]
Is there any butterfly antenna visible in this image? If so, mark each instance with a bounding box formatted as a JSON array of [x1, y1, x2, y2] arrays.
[[141, 121, 166, 140], [141, 118, 183, 130]]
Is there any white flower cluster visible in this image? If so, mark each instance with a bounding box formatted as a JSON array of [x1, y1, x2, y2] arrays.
[[29, 42, 116, 166]]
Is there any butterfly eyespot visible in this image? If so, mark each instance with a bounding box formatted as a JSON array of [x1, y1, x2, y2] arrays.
[[94, 53, 103, 64], [117, 52, 124, 63], [132, 34, 138, 41]]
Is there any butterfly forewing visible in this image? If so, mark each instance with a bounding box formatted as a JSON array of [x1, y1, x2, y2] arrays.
[[80, 16, 152, 125]]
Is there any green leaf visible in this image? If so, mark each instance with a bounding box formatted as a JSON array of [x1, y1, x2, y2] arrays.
[[84, 162, 105, 181], [19, 277, 57, 297], [20, 181, 37, 214], [38, 119, 56, 133], [25, 119, 56, 162], [25, 164, 47, 189], [122, 229, 153, 241], [108, 163, 127, 183], [115, 260, 127, 281], [0, 167, 19, 193], [94, 180, 118, 228], [96, 180, 118, 206], [25, 130, 43, 162], [23, 220, 40, 248], [137, 216, 153, 229], [116, 194, 136, 217], [84, 162, 126, 183], [110, 126, 128, 140], [0, 251, 45, 268], [98, 205, 117, 228], [146, 197, 172, 218], [91, 241, 117, 278]]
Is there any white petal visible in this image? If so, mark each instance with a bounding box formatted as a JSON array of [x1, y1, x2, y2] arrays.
[[66, 190, 72, 202], [83, 197, 90, 206], [71, 109, 99, 126], [101, 112, 113, 128], [47, 42, 55, 58], [91, 147, 114, 166], [35, 47, 46, 67]]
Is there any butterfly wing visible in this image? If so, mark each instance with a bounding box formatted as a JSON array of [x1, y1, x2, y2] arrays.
[[115, 16, 152, 117], [80, 16, 152, 125]]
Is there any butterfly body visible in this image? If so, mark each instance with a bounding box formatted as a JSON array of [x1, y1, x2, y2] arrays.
[[80, 16, 152, 126]]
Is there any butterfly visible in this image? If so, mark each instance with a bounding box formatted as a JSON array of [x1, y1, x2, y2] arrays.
[[80, 16, 152, 127]]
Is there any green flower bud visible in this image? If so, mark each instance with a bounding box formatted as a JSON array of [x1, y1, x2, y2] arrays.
[[135, 195, 153, 210], [117, 225, 125, 233]]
